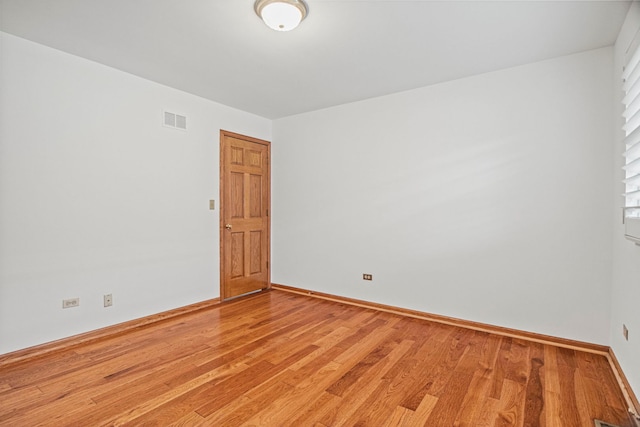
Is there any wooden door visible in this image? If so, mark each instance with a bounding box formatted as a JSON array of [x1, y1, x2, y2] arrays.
[[220, 130, 270, 300]]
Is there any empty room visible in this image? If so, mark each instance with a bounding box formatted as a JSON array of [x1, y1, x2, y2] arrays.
[[1, 0, 639, 426]]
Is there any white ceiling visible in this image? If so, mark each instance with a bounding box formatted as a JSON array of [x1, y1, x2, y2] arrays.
[[0, 0, 632, 119]]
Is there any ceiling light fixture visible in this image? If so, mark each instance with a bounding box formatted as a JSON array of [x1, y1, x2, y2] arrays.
[[254, 0, 308, 32]]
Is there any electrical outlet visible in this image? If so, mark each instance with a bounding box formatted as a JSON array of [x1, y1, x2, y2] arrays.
[[62, 298, 79, 309], [104, 294, 113, 307], [363, 274, 373, 281], [623, 324, 629, 341]]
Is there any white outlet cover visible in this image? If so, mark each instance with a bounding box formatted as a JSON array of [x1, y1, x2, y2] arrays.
[[62, 298, 79, 308]]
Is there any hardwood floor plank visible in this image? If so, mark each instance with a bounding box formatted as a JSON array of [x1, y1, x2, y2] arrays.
[[494, 378, 527, 427], [0, 290, 634, 427], [0, 392, 97, 426], [576, 369, 607, 426], [403, 393, 439, 426], [505, 338, 531, 385], [490, 336, 513, 399], [213, 379, 294, 426], [338, 340, 421, 425], [455, 333, 504, 425], [423, 370, 475, 426], [195, 344, 319, 418], [332, 315, 400, 364], [110, 361, 255, 426], [399, 328, 474, 409], [523, 343, 545, 427], [557, 360, 583, 426], [238, 361, 343, 426], [284, 391, 342, 426], [321, 339, 414, 426], [524, 358, 544, 427], [285, 327, 353, 372], [0, 350, 90, 388], [0, 385, 43, 422], [543, 345, 563, 427], [326, 340, 398, 397], [383, 405, 414, 426], [166, 410, 207, 426], [455, 368, 496, 426], [474, 396, 502, 427]]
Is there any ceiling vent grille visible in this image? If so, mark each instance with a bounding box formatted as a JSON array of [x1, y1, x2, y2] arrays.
[[163, 111, 187, 131]]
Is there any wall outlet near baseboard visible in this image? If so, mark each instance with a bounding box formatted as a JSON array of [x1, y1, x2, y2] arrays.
[[623, 324, 629, 341], [104, 294, 113, 307], [63, 298, 79, 309], [363, 274, 373, 281]]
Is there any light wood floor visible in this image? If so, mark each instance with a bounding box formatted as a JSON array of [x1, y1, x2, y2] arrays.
[[0, 290, 634, 426]]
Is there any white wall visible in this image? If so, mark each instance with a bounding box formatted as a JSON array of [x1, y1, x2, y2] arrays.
[[0, 33, 271, 354], [272, 48, 614, 345], [612, 1, 640, 405]]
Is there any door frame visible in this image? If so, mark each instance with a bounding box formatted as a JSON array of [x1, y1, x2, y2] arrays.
[[219, 130, 271, 301]]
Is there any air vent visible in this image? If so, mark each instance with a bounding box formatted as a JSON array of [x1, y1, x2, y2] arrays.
[[594, 420, 622, 427], [175, 114, 187, 130], [163, 111, 187, 131]]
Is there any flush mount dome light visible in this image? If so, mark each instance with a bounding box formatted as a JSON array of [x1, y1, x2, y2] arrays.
[[254, 0, 308, 32]]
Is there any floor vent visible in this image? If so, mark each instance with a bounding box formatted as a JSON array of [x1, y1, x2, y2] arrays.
[[594, 420, 621, 427]]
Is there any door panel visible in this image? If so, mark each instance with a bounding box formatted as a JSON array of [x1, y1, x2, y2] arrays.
[[231, 233, 245, 278], [250, 175, 262, 218], [230, 172, 244, 218], [250, 231, 262, 274], [220, 131, 270, 300]]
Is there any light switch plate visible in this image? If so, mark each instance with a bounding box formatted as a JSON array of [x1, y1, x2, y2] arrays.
[[209, 200, 215, 210]]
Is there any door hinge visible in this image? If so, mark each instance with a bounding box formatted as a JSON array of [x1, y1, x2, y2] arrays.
[[266, 209, 269, 217], [266, 261, 270, 269]]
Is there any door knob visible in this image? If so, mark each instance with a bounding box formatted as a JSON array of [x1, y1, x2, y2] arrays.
[[225, 224, 232, 230]]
